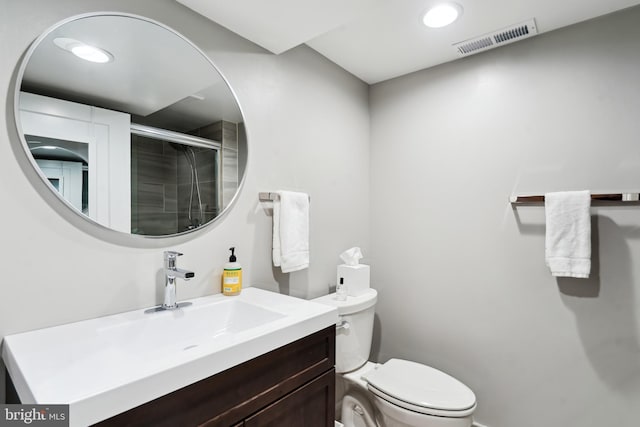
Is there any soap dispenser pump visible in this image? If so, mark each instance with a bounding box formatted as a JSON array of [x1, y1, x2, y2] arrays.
[[222, 247, 242, 296]]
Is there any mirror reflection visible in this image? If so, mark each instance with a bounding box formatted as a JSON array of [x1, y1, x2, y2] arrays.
[[16, 14, 247, 236]]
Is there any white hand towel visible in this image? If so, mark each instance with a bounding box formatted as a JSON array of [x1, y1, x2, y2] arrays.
[[544, 190, 591, 278], [272, 191, 309, 273]]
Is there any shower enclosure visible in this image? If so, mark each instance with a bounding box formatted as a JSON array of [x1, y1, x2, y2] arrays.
[[130, 124, 221, 236]]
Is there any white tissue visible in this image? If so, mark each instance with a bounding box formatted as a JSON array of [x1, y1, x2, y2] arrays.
[[340, 247, 363, 266]]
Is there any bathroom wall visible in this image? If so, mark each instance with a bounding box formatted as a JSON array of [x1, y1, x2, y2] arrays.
[[369, 7, 640, 427], [0, 0, 369, 401], [131, 137, 181, 235]]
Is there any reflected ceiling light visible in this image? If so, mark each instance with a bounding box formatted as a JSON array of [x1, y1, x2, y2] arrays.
[[423, 3, 463, 28], [31, 145, 58, 150], [53, 37, 113, 63]]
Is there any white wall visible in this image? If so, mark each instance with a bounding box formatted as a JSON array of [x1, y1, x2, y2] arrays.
[[370, 7, 640, 427], [0, 0, 369, 400]]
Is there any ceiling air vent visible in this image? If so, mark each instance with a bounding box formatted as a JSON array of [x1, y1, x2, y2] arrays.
[[453, 19, 537, 56]]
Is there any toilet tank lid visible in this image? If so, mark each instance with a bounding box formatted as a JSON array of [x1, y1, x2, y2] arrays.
[[363, 359, 476, 413], [312, 288, 377, 315]]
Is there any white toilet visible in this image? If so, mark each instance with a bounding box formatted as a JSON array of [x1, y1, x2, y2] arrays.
[[313, 289, 476, 427]]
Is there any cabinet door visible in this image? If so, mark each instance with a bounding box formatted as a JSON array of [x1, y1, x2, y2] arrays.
[[245, 370, 335, 427]]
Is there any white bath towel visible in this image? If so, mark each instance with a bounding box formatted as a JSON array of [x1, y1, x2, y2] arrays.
[[272, 191, 309, 273], [544, 190, 591, 278]]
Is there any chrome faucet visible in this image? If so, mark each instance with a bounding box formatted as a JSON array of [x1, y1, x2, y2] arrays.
[[146, 251, 195, 313], [163, 250, 195, 309]]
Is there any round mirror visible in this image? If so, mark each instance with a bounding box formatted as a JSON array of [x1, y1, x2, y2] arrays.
[[15, 13, 247, 237]]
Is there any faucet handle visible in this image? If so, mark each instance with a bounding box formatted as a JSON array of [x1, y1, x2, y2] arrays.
[[164, 251, 183, 259], [164, 251, 183, 270]]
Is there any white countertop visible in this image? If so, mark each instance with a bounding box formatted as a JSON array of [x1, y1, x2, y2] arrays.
[[2, 287, 338, 426]]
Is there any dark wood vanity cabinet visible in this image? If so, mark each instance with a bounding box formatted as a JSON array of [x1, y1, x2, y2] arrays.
[[94, 326, 335, 427]]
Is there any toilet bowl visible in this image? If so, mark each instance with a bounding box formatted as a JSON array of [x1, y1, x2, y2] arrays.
[[313, 289, 476, 427]]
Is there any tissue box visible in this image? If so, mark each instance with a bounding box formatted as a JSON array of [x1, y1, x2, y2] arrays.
[[337, 264, 370, 296]]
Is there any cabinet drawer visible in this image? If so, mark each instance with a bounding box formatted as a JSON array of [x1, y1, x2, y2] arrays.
[[244, 369, 335, 427], [95, 326, 335, 427]]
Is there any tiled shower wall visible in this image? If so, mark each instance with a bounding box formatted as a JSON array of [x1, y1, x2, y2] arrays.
[[130, 135, 218, 235], [131, 135, 178, 235], [195, 120, 241, 209], [176, 146, 218, 231]]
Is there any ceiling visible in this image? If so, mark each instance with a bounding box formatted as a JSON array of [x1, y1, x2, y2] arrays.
[[177, 0, 640, 84], [22, 14, 243, 133]]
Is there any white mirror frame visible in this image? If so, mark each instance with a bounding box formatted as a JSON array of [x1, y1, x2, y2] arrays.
[[13, 12, 248, 240]]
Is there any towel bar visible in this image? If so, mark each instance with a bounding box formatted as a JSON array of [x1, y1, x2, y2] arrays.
[[510, 193, 640, 204], [259, 192, 311, 202]]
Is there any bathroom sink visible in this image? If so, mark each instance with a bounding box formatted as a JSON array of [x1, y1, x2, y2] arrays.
[[2, 287, 338, 427]]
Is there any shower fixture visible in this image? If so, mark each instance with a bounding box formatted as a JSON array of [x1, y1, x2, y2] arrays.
[[170, 142, 204, 230]]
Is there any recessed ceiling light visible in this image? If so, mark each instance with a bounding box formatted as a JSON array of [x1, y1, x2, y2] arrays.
[[423, 3, 463, 28], [53, 37, 113, 63]]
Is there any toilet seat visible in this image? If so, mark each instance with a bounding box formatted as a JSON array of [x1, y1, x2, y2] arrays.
[[363, 359, 476, 418]]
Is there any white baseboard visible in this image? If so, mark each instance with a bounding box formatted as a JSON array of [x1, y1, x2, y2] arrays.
[[335, 421, 344, 427]]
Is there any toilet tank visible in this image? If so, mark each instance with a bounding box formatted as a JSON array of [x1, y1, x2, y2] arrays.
[[313, 289, 377, 373]]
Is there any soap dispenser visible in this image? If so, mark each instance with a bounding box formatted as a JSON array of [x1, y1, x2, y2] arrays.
[[222, 247, 242, 296]]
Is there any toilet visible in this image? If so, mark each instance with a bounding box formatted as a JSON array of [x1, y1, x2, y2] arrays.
[[313, 289, 476, 427]]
